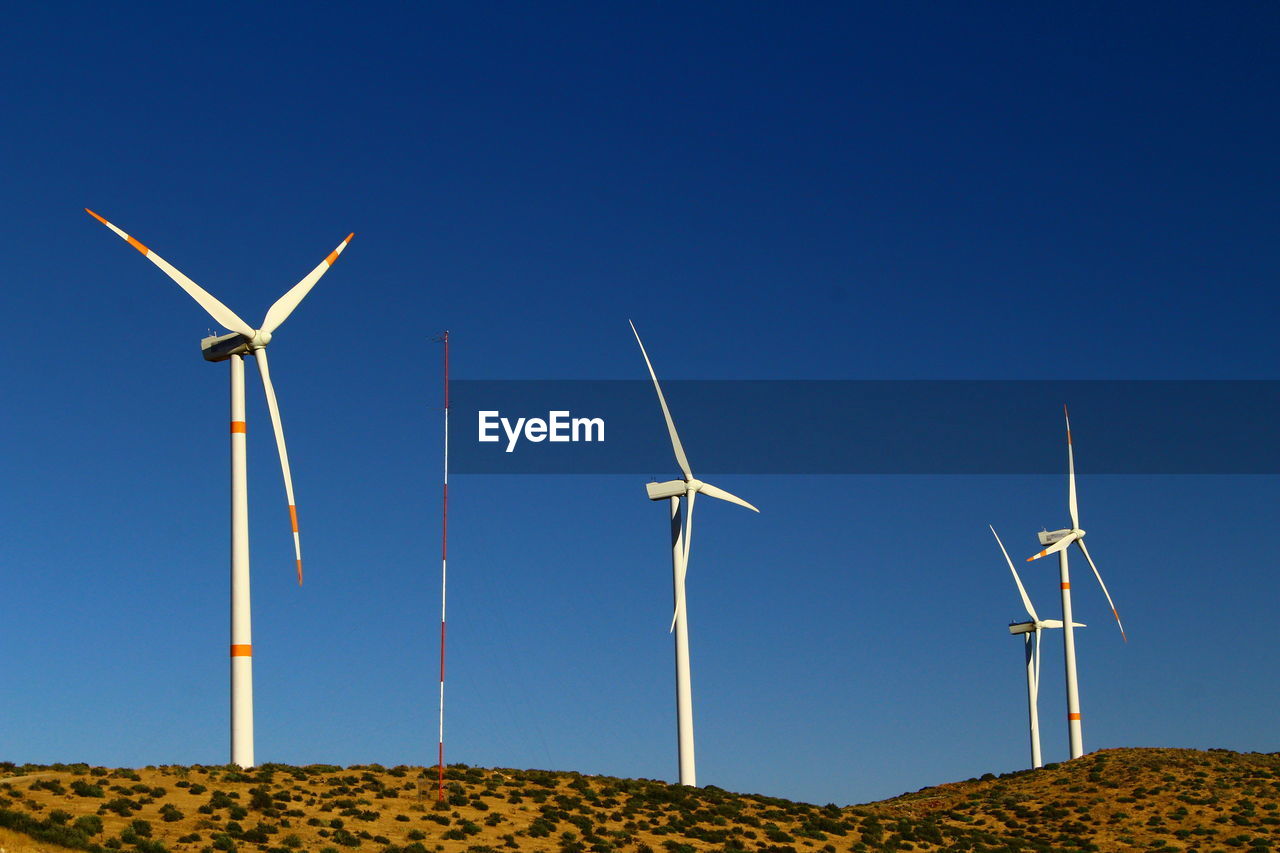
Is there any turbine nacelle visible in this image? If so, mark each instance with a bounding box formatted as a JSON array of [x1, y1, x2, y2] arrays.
[[1038, 528, 1074, 546], [200, 330, 276, 362], [646, 477, 758, 512], [646, 479, 688, 501], [1009, 619, 1085, 634], [1034, 525, 1085, 545]]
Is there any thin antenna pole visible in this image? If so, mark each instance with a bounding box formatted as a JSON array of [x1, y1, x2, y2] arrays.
[[438, 331, 450, 801]]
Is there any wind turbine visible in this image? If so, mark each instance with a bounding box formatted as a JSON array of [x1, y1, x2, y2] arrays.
[[990, 525, 1083, 769], [86, 209, 353, 768], [1024, 405, 1126, 760], [630, 321, 758, 787]]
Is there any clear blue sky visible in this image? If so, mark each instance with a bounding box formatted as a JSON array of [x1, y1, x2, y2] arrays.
[[1, 3, 1278, 806]]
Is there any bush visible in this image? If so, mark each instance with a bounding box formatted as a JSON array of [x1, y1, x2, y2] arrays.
[[332, 829, 362, 847], [74, 814, 104, 836], [131, 818, 154, 837], [104, 797, 139, 816]]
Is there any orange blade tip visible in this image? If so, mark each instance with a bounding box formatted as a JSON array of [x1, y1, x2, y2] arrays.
[[85, 208, 107, 224]]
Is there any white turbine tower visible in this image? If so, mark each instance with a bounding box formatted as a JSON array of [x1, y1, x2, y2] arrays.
[[630, 321, 758, 788], [1025, 405, 1126, 760], [990, 525, 1083, 769], [87, 209, 353, 768]]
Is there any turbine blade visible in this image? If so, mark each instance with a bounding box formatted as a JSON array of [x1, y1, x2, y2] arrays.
[[1039, 619, 1064, 629], [1033, 627, 1042, 700], [630, 321, 693, 481], [260, 233, 354, 334], [698, 482, 759, 512], [1065, 404, 1079, 530], [669, 489, 696, 633], [991, 525, 1038, 622], [254, 349, 304, 585], [1026, 531, 1078, 562], [85, 209, 255, 337], [1076, 538, 1126, 642]]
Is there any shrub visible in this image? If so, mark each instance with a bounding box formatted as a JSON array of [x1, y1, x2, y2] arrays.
[[31, 779, 67, 795], [75, 814, 104, 835], [71, 780, 106, 798], [105, 797, 139, 816], [332, 828, 362, 847]]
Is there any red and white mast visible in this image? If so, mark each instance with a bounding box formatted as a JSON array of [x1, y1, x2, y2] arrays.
[[437, 331, 450, 800]]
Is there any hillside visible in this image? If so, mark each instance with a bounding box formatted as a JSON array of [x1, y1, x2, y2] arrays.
[[1, 748, 1276, 853]]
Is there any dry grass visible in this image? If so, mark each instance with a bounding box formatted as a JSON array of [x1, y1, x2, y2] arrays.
[[1, 747, 1277, 853]]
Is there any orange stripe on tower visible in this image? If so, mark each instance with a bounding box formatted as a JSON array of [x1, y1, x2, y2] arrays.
[[1068, 713, 1082, 720], [1061, 582, 1071, 590], [231, 421, 246, 433], [126, 235, 149, 255], [230, 644, 253, 657]]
